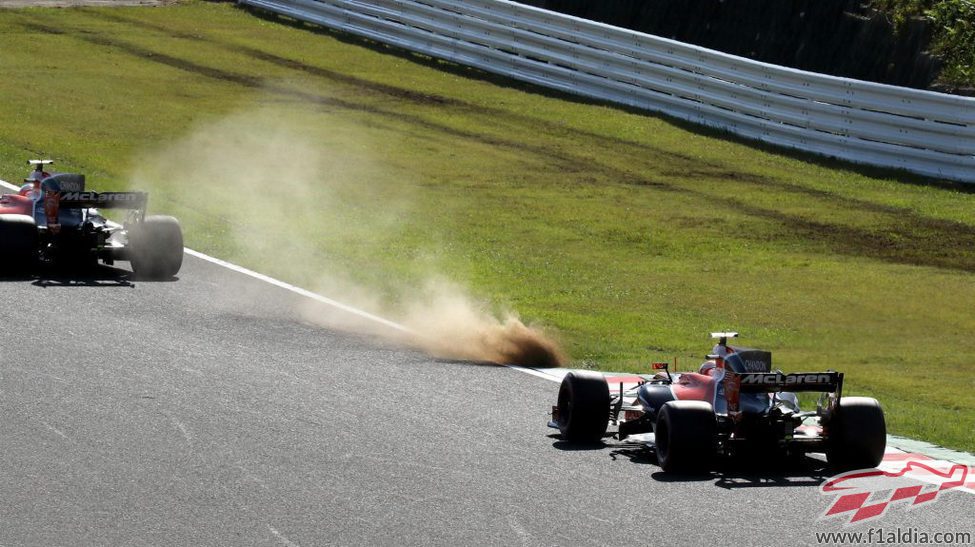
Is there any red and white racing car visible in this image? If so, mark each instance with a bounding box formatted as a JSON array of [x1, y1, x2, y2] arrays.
[[0, 159, 183, 279], [550, 332, 887, 472]]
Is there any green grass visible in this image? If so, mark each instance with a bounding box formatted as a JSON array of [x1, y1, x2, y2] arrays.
[[1, 1, 973, 452]]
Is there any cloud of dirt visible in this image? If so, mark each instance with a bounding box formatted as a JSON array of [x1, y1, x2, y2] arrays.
[[398, 277, 566, 367], [129, 103, 566, 368]]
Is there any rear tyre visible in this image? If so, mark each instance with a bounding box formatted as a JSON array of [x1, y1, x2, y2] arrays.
[[826, 397, 886, 471], [655, 401, 717, 473], [0, 214, 38, 276], [556, 371, 610, 443], [128, 215, 183, 280]]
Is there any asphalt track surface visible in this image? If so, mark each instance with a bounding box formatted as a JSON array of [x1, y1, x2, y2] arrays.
[[1, 255, 972, 546]]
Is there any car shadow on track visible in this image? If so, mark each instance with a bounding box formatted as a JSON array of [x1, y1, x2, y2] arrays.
[[550, 434, 830, 488], [0, 264, 135, 287], [651, 458, 831, 489], [31, 264, 136, 287], [549, 437, 609, 452], [1, 264, 181, 286]]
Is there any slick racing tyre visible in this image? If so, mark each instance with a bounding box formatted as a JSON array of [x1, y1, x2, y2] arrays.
[[128, 215, 184, 280], [556, 371, 610, 443], [655, 400, 717, 473], [826, 397, 886, 471], [0, 214, 38, 276]]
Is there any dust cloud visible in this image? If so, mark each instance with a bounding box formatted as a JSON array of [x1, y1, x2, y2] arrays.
[[399, 278, 566, 368], [129, 106, 566, 368]]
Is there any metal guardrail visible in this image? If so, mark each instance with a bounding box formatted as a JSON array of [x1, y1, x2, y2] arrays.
[[238, 0, 975, 182]]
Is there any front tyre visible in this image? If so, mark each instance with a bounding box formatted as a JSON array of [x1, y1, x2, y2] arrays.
[[826, 397, 886, 471], [128, 215, 183, 280], [655, 400, 717, 473], [556, 371, 610, 443]]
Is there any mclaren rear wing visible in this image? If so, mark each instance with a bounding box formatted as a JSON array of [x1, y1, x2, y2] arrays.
[[58, 191, 148, 210], [735, 371, 843, 393]]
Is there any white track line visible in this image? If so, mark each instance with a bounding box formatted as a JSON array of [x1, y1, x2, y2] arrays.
[[183, 249, 411, 334], [506, 364, 563, 382], [4, 178, 974, 464]]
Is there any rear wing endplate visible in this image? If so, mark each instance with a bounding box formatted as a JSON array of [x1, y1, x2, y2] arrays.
[[58, 191, 148, 210]]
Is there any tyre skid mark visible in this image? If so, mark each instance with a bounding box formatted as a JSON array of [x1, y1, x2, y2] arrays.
[[267, 524, 300, 547], [41, 421, 72, 443]]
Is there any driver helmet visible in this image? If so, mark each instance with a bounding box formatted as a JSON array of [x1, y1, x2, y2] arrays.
[[710, 343, 733, 359], [22, 172, 46, 197], [18, 183, 40, 199], [698, 360, 717, 375]]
